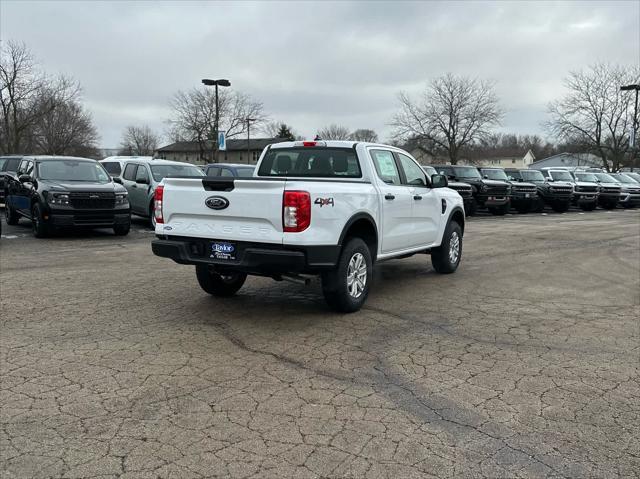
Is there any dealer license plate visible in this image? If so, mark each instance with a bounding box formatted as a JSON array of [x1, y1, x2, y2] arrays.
[[210, 242, 236, 261]]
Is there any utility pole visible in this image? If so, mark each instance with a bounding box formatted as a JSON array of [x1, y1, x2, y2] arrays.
[[621, 84, 639, 170], [246, 117, 256, 164], [201, 78, 231, 163]]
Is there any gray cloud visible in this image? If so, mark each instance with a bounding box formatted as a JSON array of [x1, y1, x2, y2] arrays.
[[1, 0, 638, 148]]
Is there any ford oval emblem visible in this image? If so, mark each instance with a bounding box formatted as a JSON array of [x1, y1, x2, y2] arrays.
[[205, 196, 229, 210]]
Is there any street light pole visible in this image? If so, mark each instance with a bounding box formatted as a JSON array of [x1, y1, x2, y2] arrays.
[[202, 78, 231, 163], [246, 117, 256, 164], [621, 84, 640, 170]]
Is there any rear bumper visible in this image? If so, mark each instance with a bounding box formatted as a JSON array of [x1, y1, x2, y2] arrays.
[[152, 237, 340, 275]]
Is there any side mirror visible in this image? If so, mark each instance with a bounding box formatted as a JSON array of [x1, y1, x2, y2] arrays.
[[547, 177, 554, 182], [18, 174, 31, 183], [431, 174, 448, 188], [113, 177, 123, 184], [136, 177, 149, 185], [483, 175, 489, 179]]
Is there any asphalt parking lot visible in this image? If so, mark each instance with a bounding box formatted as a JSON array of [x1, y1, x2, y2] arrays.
[[1, 209, 639, 478]]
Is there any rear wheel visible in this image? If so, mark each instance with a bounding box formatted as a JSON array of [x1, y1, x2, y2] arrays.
[[602, 200, 617, 210], [465, 200, 477, 217], [431, 221, 462, 274], [515, 204, 530, 214], [31, 203, 49, 238], [196, 265, 246, 297], [149, 203, 156, 229], [322, 237, 372, 313], [113, 223, 130, 236], [5, 200, 19, 225]]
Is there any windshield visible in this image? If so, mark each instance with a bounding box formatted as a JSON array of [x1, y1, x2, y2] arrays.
[[575, 173, 598, 182], [236, 167, 255, 178], [150, 164, 204, 181], [257, 148, 361, 177], [38, 160, 111, 182], [550, 171, 573, 182], [421, 166, 437, 176], [594, 173, 617, 183], [519, 170, 545, 182], [481, 169, 508, 181], [612, 174, 637, 184], [626, 172, 640, 182], [453, 167, 481, 179]]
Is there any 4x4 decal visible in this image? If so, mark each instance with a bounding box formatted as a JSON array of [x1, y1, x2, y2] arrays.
[[314, 197, 334, 207]]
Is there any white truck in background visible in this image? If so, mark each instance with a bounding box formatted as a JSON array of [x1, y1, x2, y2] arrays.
[[151, 141, 465, 312]]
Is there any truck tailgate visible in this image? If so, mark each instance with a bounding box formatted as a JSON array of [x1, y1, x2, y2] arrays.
[[158, 177, 285, 243]]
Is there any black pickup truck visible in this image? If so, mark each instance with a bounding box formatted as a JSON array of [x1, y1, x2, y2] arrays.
[[4, 156, 131, 237], [0, 156, 22, 204], [435, 165, 511, 215], [504, 169, 573, 212]]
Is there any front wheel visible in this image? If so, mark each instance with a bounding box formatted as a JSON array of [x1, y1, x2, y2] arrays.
[[551, 201, 570, 213], [431, 221, 462, 274], [195, 265, 246, 297], [601, 201, 617, 210], [113, 223, 130, 236], [488, 204, 509, 216], [31, 203, 49, 238], [5, 200, 19, 225], [580, 203, 597, 211], [322, 237, 372, 313]]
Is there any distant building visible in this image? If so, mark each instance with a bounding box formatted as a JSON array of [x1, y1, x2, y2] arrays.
[[459, 150, 536, 168], [155, 138, 284, 165], [99, 148, 121, 159], [529, 152, 604, 170]]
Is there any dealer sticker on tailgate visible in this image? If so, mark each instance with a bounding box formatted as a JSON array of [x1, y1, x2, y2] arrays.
[[210, 242, 236, 260]]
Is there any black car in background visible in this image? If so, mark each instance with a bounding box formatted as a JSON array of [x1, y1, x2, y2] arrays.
[[505, 169, 572, 212], [435, 165, 512, 215], [4, 156, 131, 237], [480, 168, 538, 213], [0, 155, 23, 204], [422, 165, 475, 215]]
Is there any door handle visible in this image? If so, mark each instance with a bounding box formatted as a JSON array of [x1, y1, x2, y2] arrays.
[[413, 195, 422, 200], [385, 194, 395, 200]]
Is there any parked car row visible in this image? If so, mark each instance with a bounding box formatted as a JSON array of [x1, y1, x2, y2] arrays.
[[425, 164, 640, 215]]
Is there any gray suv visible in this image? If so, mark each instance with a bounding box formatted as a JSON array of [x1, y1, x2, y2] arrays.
[[119, 159, 203, 227]]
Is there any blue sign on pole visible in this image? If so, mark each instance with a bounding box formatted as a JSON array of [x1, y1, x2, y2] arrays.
[[218, 131, 226, 151]]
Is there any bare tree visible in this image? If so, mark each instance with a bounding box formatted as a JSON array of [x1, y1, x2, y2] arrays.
[[262, 121, 300, 140], [392, 73, 503, 164], [120, 125, 159, 156], [167, 87, 267, 161], [317, 124, 351, 140], [546, 63, 639, 171], [349, 128, 378, 142], [31, 92, 99, 157]]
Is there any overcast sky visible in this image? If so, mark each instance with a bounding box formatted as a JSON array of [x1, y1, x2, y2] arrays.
[[1, 0, 638, 148]]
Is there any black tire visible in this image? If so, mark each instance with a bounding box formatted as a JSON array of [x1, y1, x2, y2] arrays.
[[195, 265, 246, 297], [113, 223, 130, 236], [533, 198, 545, 213], [622, 203, 635, 209], [551, 201, 570, 213], [515, 204, 530, 214], [149, 203, 156, 229], [602, 201, 617, 210], [580, 203, 597, 211], [321, 237, 372, 313], [431, 221, 462, 274], [31, 203, 48, 238], [465, 200, 477, 217], [5, 200, 19, 225], [488, 204, 509, 216]]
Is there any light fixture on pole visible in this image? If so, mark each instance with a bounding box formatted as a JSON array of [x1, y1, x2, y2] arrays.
[[201, 78, 231, 163], [246, 117, 256, 164]]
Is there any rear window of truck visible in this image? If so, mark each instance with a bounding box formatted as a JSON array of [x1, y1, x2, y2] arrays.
[[257, 148, 361, 178]]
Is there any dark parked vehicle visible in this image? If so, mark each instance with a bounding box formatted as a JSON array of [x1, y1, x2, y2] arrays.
[[4, 156, 131, 237], [435, 165, 511, 215], [610, 173, 640, 208], [0, 156, 23, 204], [422, 165, 475, 215], [203, 163, 256, 177], [592, 173, 623, 209], [505, 169, 572, 212], [539, 168, 599, 211], [480, 168, 538, 213]]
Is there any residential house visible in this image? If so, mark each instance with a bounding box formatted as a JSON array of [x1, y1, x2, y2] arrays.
[[461, 149, 536, 168], [528, 152, 604, 170], [155, 138, 285, 165]]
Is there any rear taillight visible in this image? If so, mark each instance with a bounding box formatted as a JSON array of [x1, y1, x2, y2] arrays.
[[283, 190, 311, 232], [154, 185, 164, 224]]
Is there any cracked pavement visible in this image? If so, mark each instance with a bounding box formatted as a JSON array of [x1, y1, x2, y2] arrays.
[[1, 211, 639, 478]]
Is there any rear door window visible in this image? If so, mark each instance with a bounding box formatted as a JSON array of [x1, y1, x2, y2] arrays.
[[102, 162, 121, 175], [220, 168, 234, 177], [370, 150, 401, 185], [257, 147, 361, 178], [123, 163, 138, 181], [206, 166, 220, 176]]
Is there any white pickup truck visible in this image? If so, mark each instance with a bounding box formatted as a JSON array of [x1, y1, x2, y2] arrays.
[[151, 141, 465, 312]]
